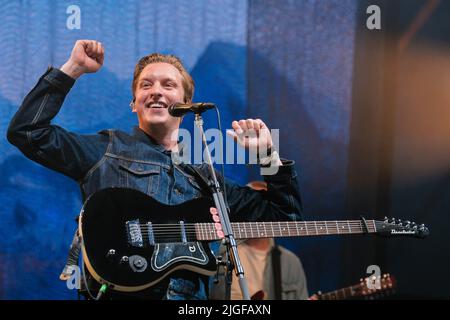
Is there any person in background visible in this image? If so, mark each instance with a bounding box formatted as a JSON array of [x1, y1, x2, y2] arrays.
[[210, 181, 309, 300]]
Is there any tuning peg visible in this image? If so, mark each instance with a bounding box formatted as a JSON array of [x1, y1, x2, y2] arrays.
[[396, 219, 402, 224], [389, 218, 396, 224], [403, 220, 411, 226], [384, 216, 388, 222]]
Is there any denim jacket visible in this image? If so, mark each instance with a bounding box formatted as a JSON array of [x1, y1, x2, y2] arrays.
[[7, 67, 303, 300]]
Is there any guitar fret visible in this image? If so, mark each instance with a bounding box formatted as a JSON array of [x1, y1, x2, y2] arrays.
[[286, 221, 290, 236], [314, 221, 318, 235], [194, 224, 199, 241], [200, 223, 208, 239], [347, 221, 351, 234], [250, 222, 254, 238], [235, 222, 240, 239], [214, 223, 219, 240], [206, 223, 211, 240], [325, 221, 329, 235], [201, 223, 205, 241], [198, 223, 202, 240], [207, 223, 213, 240], [317, 221, 324, 235], [300, 222, 306, 236], [295, 221, 299, 236], [202, 223, 207, 240], [270, 222, 275, 237], [244, 222, 248, 238], [338, 221, 345, 233]]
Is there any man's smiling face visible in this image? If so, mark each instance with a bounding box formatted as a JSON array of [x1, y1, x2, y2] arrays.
[[133, 62, 185, 131]]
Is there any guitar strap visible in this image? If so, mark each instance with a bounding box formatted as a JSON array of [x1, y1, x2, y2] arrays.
[[181, 164, 215, 196], [60, 218, 81, 281], [271, 245, 282, 300]]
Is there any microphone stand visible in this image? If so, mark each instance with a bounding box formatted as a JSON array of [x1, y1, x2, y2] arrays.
[[193, 113, 251, 301]]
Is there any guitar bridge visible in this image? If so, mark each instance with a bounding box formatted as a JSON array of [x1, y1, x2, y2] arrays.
[[147, 222, 155, 245], [179, 221, 187, 243]]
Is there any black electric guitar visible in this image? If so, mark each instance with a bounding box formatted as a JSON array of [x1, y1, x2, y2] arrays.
[[79, 187, 429, 292], [315, 273, 396, 300]]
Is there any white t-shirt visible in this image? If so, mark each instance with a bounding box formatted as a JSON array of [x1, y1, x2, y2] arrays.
[[230, 242, 269, 300]]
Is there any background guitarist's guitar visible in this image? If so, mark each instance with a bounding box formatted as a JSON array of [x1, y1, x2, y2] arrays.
[[79, 187, 429, 292], [314, 273, 396, 300]]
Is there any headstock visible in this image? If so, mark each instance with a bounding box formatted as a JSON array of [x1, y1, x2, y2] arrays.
[[359, 273, 396, 298], [313, 273, 397, 300], [375, 217, 429, 238]]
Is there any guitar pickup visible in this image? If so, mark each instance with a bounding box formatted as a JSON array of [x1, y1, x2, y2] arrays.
[[126, 219, 143, 247]]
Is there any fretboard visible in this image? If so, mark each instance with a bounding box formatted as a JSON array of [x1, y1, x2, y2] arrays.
[[319, 285, 359, 300], [195, 220, 377, 241]]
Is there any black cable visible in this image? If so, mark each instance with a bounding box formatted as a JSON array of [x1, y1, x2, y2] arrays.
[[212, 105, 230, 212]]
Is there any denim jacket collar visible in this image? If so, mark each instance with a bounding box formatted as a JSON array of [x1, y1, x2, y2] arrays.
[[131, 126, 185, 157]]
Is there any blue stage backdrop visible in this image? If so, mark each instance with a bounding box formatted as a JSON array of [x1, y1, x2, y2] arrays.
[[0, 0, 356, 299]]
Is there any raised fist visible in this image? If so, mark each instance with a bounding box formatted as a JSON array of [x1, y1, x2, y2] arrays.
[[60, 40, 104, 79]]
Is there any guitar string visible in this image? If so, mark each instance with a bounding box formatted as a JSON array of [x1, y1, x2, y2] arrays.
[[135, 226, 375, 237], [133, 221, 377, 227], [133, 222, 376, 232], [125, 224, 375, 242], [134, 223, 375, 231]]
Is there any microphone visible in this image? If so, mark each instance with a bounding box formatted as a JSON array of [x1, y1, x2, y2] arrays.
[[168, 102, 215, 117]]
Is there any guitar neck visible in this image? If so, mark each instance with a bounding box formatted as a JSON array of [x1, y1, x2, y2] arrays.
[[195, 220, 377, 241], [318, 284, 360, 300]]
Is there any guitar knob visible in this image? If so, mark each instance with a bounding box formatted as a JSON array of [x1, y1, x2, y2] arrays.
[[120, 256, 129, 265], [129, 255, 147, 272], [134, 259, 144, 268], [106, 249, 116, 259]]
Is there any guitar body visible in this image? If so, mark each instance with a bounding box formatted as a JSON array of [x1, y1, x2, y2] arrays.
[[79, 187, 217, 292], [78, 187, 428, 293]]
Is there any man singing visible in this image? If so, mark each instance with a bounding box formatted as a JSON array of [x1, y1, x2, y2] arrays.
[[7, 40, 303, 300]]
